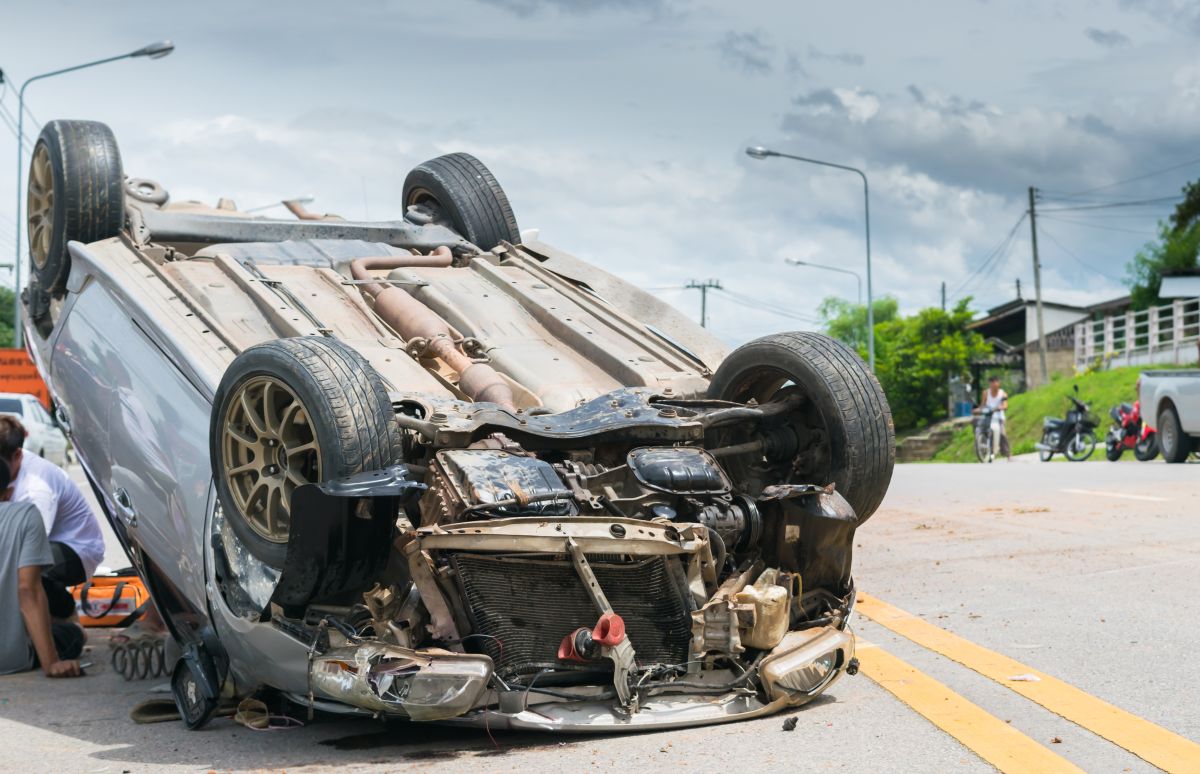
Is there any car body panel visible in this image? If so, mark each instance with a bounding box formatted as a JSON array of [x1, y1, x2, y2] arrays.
[[1140, 370, 1200, 435]]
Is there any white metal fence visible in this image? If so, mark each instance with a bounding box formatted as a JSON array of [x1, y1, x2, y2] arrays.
[[1074, 297, 1200, 369]]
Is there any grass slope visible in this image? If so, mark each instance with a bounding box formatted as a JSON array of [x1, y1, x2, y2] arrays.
[[932, 366, 1163, 462]]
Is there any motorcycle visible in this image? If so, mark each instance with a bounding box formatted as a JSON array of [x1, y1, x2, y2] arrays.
[[974, 406, 1000, 463], [1104, 400, 1159, 461], [1037, 386, 1099, 462]]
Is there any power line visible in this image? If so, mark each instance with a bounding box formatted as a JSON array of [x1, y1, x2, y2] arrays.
[[1037, 195, 1184, 213], [1037, 214, 1157, 238], [951, 212, 1026, 299], [713, 287, 822, 324], [1037, 224, 1124, 282], [1062, 156, 1200, 197]]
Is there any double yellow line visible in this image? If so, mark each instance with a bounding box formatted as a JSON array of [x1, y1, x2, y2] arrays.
[[854, 594, 1200, 774]]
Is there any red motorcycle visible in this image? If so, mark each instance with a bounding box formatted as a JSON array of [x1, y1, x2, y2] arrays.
[[1105, 400, 1159, 461]]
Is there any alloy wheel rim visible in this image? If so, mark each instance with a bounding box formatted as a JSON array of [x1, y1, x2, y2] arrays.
[[27, 144, 55, 270], [221, 376, 321, 543]]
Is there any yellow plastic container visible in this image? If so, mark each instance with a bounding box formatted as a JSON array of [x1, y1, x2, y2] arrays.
[[735, 569, 794, 650]]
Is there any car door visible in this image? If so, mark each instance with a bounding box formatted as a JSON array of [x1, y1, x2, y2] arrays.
[[50, 280, 119, 519], [102, 291, 213, 611]]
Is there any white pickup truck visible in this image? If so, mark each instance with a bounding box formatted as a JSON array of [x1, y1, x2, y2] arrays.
[[1139, 370, 1200, 462]]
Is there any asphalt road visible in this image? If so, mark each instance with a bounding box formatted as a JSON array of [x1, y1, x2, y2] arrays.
[[0, 459, 1196, 773]]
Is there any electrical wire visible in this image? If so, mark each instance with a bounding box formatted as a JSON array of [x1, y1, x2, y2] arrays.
[[1037, 215, 1157, 238], [1037, 195, 1184, 213], [0, 84, 38, 147], [1036, 224, 1124, 282], [1060, 156, 1200, 197], [712, 287, 822, 323], [951, 212, 1026, 300]]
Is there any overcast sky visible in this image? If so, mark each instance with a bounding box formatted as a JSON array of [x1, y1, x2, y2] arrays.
[[2, 0, 1198, 344]]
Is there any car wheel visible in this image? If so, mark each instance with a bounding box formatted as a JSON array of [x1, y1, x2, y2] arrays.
[[403, 153, 520, 250], [210, 336, 402, 568], [27, 120, 125, 298], [1158, 405, 1193, 463], [707, 332, 895, 521]]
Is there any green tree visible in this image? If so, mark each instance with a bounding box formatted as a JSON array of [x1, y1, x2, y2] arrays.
[[0, 286, 14, 348], [816, 295, 899, 356], [1125, 220, 1200, 310], [871, 300, 989, 431], [819, 295, 986, 430], [1169, 179, 1200, 235]]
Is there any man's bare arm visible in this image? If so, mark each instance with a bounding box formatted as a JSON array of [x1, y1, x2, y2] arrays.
[[16, 565, 80, 677]]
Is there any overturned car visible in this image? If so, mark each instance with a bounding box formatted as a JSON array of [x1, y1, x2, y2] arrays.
[[23, 120, 894, 730]]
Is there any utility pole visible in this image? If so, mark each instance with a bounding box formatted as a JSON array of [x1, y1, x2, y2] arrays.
[[1016, 278, 1022, 300], [686, 279, 722, 328], [1028, 186, 1048, 385], [940, 281, 946, 311]]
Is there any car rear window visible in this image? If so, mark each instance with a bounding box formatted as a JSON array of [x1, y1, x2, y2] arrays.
[[0, 398, 23, 416]]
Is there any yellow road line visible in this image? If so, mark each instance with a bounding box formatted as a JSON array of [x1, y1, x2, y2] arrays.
[[855, 642, 1085, 774], [857, 594, 1200, 774]]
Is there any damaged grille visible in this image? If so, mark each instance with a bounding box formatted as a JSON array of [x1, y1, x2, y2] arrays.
[[451, 553, 692, 681]]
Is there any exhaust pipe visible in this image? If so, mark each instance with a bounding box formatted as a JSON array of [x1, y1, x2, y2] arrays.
[[350, 249, 518, 412]]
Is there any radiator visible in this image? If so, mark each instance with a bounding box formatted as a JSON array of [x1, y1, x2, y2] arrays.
[[451, 553, 692, 681]]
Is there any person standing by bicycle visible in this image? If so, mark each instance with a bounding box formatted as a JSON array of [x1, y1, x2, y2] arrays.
[[983, 376, 1012, 462]]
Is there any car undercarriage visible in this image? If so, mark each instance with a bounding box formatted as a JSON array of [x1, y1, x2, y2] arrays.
[[22, 119, 894, 730]]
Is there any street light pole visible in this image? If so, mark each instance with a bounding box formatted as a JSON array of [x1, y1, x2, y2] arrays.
[[747, 146, 875, 372], [11, 41, 174, 348], [785, 258, 862, 305]]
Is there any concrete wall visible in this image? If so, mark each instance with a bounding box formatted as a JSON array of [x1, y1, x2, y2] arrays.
[[1024, 306, 1088, 345]]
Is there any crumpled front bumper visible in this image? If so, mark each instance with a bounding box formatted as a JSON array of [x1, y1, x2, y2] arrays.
[[309, 624, 854, 731]]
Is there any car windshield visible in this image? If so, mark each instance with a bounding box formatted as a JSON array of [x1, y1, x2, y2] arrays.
[[0, 398, 23, 416]]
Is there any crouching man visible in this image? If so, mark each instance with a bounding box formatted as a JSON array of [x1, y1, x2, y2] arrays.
[[0, 416, 105, 620], [0, 456, 84, 677]]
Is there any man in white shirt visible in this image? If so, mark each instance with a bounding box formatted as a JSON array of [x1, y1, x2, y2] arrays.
[[0, 415, 105, 619], [982, 376, 1012, 461], [0, 461, 84, 677]]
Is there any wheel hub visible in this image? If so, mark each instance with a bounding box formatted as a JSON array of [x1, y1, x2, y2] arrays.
[[221, 376, 321, 543], [27, 144, 55, 270]]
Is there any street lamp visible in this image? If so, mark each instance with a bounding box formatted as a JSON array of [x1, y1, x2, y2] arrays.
[[786, 258, 862, 305], [746, 145, 876, 372], [12, 41, 175, 348]]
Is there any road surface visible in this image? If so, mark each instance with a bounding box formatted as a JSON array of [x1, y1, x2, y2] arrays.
[[0, 459, 1196, 773]]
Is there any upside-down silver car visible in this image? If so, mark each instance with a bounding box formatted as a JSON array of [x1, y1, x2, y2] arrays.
[[23, 119, 893, 730]]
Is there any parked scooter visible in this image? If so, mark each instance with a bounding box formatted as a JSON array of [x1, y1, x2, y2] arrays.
[[1104, 400, 1159, 461], [1037, 385, 1099, 461]]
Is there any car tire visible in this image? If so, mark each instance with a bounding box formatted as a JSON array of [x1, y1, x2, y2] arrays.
[[210, 336, 402, 568], [707, 332, 895, 521], [403, 153, 520, 250], [27, 120, 125, 297], [1158, 405, 1193, 464]]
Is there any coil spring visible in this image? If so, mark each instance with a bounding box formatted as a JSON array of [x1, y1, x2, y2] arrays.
[[110, 637, 167, 680]]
